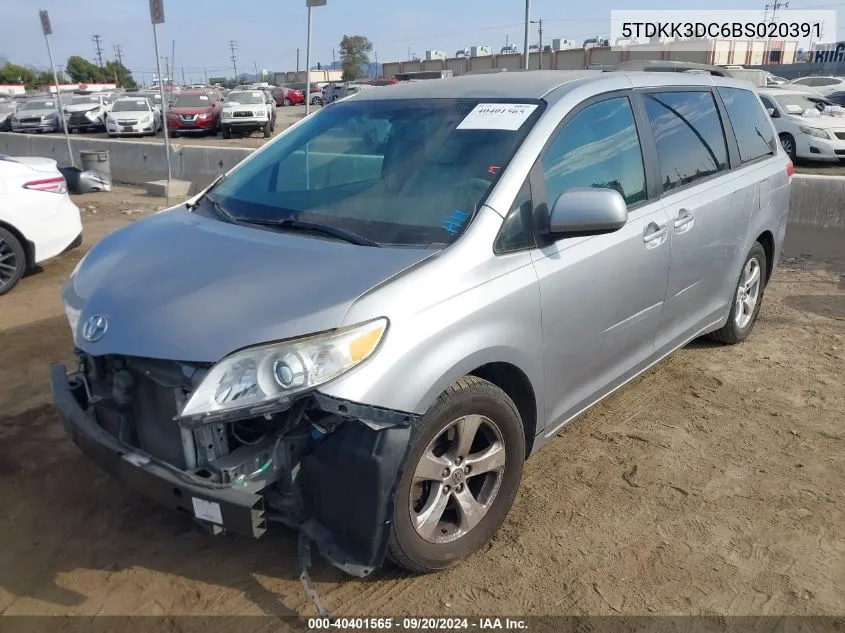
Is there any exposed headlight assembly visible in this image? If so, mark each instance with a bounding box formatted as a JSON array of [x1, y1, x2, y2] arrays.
[[799, 125, 830, 139], [180, 318, 388, 419]]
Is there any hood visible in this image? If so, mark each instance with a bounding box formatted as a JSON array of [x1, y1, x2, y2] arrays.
[[169, 106, 214, 115], [63, 208, 434, 363], [787, 112, 845, 128], [111, 110, 153, 118], [65, 103, 102, 113], [15, 108, 56, 118]]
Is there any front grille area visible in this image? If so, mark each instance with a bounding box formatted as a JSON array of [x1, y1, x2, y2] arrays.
[[233, 111, 253, 117], [117, 119, 138, 125], [19, 117, 40, 124], [69, 113, 91, 125], [179, 114, 198, 122]]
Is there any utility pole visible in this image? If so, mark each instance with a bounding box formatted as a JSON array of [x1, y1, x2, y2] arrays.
[[204, 66, 208, 83], [229, 40, 238, 83], [254, 61, 258, 79], [374, 51, 379, 78], [332, 49, 336, 67], [182, 67, 186, 84], [93, 34, 104, 68], [113, 44, 125, 68], [407, 47, 412, 61], [297, 48, 300, 73], [171, 39, 175, 86], [162, 56, 170, 85], [530, 18, 543, 69], [523, 0, 531, 70]]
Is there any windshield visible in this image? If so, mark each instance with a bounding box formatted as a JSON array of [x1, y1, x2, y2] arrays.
[[226, 91, 263, 105], [210, 98, 543, 247], [173, 94, 211, 107], [139, 93, 161, 102], [71, 96, 100, 105], [22, 100, 54, 110], [112, 99, 150, 112], [775, 93, 832, 113]]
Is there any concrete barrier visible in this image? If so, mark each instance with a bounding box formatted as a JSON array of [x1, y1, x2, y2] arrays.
[[179, 144, 252, 192], [788, 174, 845, 230]]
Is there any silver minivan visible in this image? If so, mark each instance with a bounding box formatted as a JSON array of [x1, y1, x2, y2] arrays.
[[52, 71, 791, 579]]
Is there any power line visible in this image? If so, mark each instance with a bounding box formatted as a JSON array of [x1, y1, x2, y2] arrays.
[[92, 34, 104, 68], [229, 40, 238, 81]]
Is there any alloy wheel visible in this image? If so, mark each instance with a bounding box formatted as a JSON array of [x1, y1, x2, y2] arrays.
[[409, 414, 506, 544], [0, 235, 19, 291], [735, 257, 761, 329]]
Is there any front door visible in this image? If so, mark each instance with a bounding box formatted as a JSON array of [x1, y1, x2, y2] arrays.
[[530, 94, 671, 432]]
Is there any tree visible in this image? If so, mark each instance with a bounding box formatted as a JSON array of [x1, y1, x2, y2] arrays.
[[0, 63, 37, 89], [339, 35, 373, 81], [65, 55, 105, 83], [104, 60, 137, 89], [35, 70, 67, 86]]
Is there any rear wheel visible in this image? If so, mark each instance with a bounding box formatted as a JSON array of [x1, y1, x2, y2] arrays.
[[222, 126, 231, 139], [708, 242, 767, 344], [388, 376, 525, 573], [262, 120, 272, 138], [283, 98, 291, 106], [0, 227, 26, 296]]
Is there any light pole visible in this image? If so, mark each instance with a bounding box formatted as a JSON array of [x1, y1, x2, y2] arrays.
[[149, 0, 173, 203], [305, 0, 327, 117], [523, 0, 531, 70], [530, 18, 543, 69], [37, 10, 74, 168]]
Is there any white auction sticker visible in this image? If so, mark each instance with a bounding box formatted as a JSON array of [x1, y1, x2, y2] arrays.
[[457, 103, 538, 131], [192, 497, 223, 524]]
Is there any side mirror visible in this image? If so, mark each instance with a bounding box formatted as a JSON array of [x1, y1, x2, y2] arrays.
[[766, 107, 778, 118], [548, 188, 628, 236]]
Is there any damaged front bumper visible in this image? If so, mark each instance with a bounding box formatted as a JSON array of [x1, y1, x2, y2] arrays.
[[50, 362, 417, 577]]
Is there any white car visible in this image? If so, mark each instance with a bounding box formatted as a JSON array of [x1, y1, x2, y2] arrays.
[[0, 156, 82, 295], [106, 96, 161, 137], [220, 90, 273, 139], [786, 76, 845, 97], [64, 94, 113, 133], [758, 87, 845, 162]]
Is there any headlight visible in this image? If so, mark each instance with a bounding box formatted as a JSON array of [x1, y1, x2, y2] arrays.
[[198, 112, 209, 120], [799, 125, 830, 139], [222, 110, 233, 118], [106, 116, 116, 125], [180, 318, 388, 418], [141, 115, 153, 124]]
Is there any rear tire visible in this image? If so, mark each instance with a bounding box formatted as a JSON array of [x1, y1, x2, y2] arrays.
[[262, 121, 271, 138], [0, 227, 26, 296], [222, 126, 231, 139], [387, 376, 525, 573], [708, 242, 767, 345], [283, 98, 291, 106]]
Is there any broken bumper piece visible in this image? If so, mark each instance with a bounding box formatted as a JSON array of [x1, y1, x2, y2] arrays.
[[50, 363, 416, 577]]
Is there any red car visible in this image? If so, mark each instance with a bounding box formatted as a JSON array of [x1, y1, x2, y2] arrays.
[[271, 86, 304, 106], [166, 90, 222, 137]]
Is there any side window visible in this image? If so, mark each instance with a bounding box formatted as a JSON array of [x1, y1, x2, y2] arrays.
[[643, 91, 728, 192], [795, 78, 813, 86], [541, 97, 647, 207], [816, 78, 836, 86], [494, 179, 534, 253], [717, 87, 776, 164]]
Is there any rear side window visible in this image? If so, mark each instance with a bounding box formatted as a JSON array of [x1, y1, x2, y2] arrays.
[[643, 91, 728, 192], [717, 87, 776, 164], [541, 97, 647, 206]]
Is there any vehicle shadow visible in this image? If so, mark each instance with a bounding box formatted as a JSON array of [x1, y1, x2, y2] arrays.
[[0, 315, 399, 617]]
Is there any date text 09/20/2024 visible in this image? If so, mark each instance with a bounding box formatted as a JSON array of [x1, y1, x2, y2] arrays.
[[307, 617, 529, 630]]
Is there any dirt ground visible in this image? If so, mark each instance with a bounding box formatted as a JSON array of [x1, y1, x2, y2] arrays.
[[0, 188, 843, 619]]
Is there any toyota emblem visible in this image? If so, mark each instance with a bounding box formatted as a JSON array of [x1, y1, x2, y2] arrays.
[[82, 314, 109, 342]]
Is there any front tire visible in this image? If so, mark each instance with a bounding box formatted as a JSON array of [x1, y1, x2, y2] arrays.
[[388, 376, 525, 573], [262, 120, 272, 138], [779, 133, 796, 160], [0, 227, 26, 296], [222, 126, 231, 139], [708, 242, 767, 344]]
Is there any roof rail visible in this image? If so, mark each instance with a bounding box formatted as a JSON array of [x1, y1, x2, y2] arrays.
[[611, 60, 733, 77]]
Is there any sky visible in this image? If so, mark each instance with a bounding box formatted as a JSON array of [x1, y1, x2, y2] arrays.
[[2, 0, 843, 84]]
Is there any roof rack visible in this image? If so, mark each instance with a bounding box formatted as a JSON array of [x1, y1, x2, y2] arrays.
[[611, 60, 733, 77]]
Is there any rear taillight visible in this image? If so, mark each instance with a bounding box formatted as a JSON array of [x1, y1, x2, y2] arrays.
[[786, 158, 794, 178], [23, 176, 67, 194]]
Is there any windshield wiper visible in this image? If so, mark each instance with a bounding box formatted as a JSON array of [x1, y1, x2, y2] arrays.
[[186, 174, 227, 210], [244, 218, 382, 247]]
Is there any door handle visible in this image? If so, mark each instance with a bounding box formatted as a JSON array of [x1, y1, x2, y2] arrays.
[[643, 225, 668, 243], [674, 209, 695, 229]]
